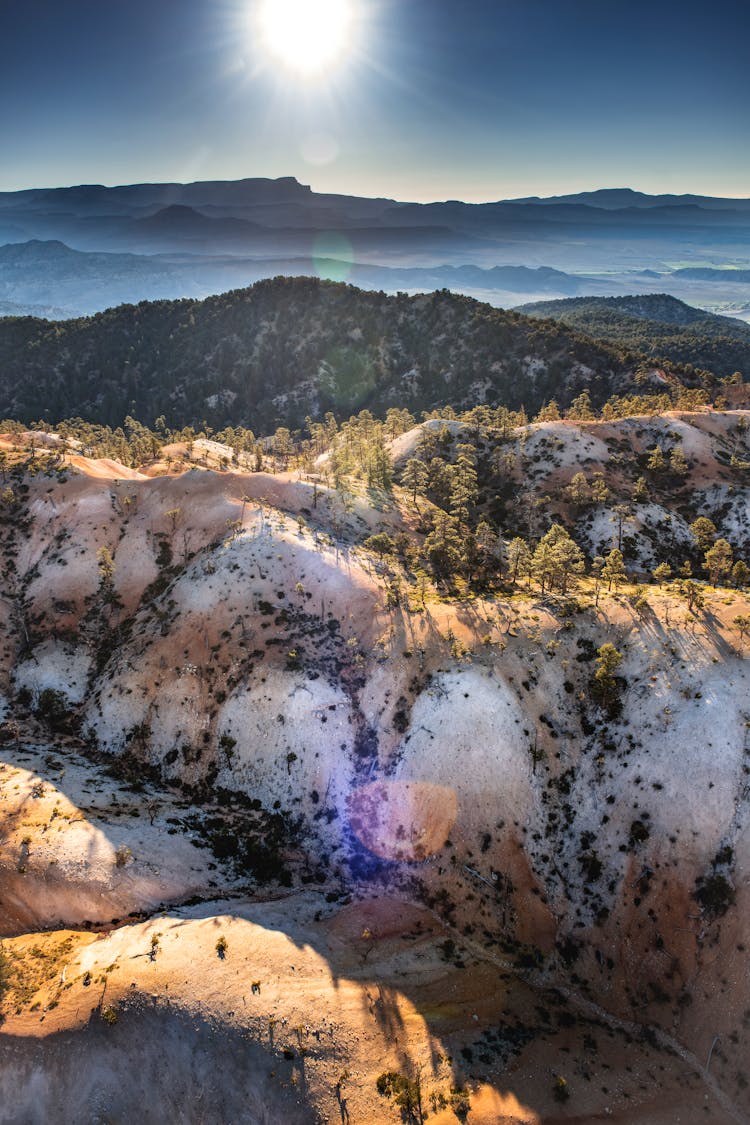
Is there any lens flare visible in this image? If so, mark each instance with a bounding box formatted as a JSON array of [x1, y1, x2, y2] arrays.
[[257, 0, 354, 76], [347, 781, 459, 864], [313, 230, 353, 282]]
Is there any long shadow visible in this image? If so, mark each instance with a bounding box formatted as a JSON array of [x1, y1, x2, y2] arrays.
[[0, 1003, 314, 1125], [1, 741, 745, 1123]]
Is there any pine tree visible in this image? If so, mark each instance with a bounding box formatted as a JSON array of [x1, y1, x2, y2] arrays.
[[402, 458, 428, 506], [565, 472, 590, 507], [690, 517, 717, 552], [506, 537, 532, 586], [733, 615, 750, 644], [647, 446, 666, 472], [534, 400, 561, 422], [424, 511, 463, 579], [566, 391, 595, 421], [732, 560, 750, 589], [669, 445, 689, 476], [591, 643, 624, 713], [426, 457, 453, 508], [591, 473, 610, 504], [601, 548, 626, 591], [471, 520, 501, 583], [704, 538, 733, 586], [532, 524, 585, 594], [449, 453, 478, 527], [632, 476, 649, 503]]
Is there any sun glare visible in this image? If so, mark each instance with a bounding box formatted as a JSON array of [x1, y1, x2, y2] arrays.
[[257, 0, 355, 77]]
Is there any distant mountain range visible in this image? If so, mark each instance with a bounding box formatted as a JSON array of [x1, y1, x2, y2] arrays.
[[0, 239, 628, 318], [510, 187, 750, 212], [518, 294, 750, 378], [1, 177, 750, 319]]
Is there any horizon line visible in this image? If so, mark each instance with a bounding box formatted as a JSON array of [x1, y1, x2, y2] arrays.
[[1, 175, 750, 208]]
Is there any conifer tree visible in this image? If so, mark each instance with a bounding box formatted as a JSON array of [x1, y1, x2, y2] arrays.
[[690, 517, 717, 552], [704, 538, 733, 586], [732, 560, 750, 589], [601, 548, 626, 591], [566, 391, 595, 421], [507, 537, 532, 586], [402, 458, 428, 506], [424, 511, 463, 579]]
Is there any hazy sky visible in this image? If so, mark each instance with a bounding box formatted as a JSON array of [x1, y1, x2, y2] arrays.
[[1, 0, 748, 201]]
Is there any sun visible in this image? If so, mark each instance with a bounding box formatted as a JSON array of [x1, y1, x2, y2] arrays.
[[257, 0, 355, 77]]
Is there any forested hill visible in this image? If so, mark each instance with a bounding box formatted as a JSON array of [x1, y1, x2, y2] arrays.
[[0, 277, 685, 431], [517, 294, 750, 379]]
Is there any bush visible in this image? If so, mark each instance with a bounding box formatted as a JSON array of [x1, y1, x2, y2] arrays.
[[553, 1075, 570, 1102], [114, 845, 132, 868], [363, 532, 396, 555], [590, 643, 624, 716], [376, 1070, 424, 1123], [35, 688, 71, 731], [693, 873, 735, 918]]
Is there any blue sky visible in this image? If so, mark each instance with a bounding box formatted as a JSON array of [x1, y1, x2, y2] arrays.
[[1, 0, 748, 200]]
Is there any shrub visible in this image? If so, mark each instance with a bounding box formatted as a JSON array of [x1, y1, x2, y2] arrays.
[[553, 1075, 570, 1102], [376, 1070, 424, 1123], [590, 643, 624, 716], [693, 873, 735, 918], [35, 688, 71, 731], [114, 845, 132, 868]]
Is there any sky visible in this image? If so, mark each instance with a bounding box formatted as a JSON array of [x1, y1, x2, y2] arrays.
[[1, 0, 748, 201]]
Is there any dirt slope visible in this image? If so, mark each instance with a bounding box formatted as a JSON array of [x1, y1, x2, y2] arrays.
[[1, 430, 749, 1123]]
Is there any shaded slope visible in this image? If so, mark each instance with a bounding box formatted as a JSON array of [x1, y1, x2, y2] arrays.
[[0, 277, 676, 429], [518, 294, 750, 378]]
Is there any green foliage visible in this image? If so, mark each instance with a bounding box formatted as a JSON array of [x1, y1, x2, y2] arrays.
[[96, 545, 116, 587], [703, 538, 733, 585], [679, 579, 705, 612], [632, 475, 649, 502], [376, 1070, 424, 1123], [733, 560, 750, 589], [362, 532, 396, 556], [652, 562, 672, 583], [690, 517, 717, 552], [566, 390, 595, 421], [600, 548, 626, 590], [507, 537, 532, 585], [565, 471, 590, 507], [591, 643, 624, 715], [693, 873, 735, 918], [0, 279, 698, 431], [534, 399, 561, 422], [531, 524, 585, 593], [35, 688, 71, 731], [646, 445, 666, 472], [519, 294, 750, 381], [402, 457, 428, 504], [424, 510, 463, 579]]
